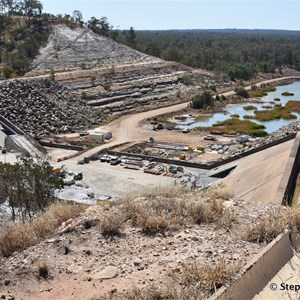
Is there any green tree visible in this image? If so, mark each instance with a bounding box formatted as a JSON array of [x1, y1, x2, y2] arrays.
[[235, 86, 249, 98], [0, 65, 13, 78], [72, 10, 83, 26], [0, 157, 63, 221], [126, 26, 136, 48], [191, 91, 214, 109], [87, 16, 112, 37], [22, 0, 43, 17]]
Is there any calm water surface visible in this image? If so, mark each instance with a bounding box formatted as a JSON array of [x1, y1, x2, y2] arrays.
[[177, 81, 300, 133]]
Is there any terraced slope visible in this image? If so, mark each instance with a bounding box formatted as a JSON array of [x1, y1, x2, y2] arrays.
[[28, 25, 216, 117]]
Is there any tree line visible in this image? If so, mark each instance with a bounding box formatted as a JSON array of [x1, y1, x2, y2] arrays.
[[129, 30, 300, 80]]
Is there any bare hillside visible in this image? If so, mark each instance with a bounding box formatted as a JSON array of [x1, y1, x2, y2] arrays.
[[30, 25, 162, 74]]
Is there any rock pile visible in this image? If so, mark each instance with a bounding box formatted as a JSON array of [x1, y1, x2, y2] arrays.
[[227, 121, 300, 158], [0, 79, 100, 138]]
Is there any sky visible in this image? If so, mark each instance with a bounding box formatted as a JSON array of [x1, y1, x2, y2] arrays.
[[42, 1, 300, 31]]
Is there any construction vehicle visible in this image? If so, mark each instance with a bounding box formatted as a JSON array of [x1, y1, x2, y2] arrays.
[[179, 154, 186, 160], [196, 145, 205, 151]]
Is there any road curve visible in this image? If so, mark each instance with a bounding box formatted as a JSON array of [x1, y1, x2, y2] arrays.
[[69, 76, 300, 161]]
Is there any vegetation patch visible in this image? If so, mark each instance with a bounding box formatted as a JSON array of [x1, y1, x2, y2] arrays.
[[249, 107, 297, 121], [243, 207, 300, 244], [0, 201, 85, 258], [281, 91, 294, 96], [230, 114, 240, 118], [194, 114, 211, 121], [100, 210, 125, 238], [250, 85, 276, 98], [206, 118, 267, 137], [243, 105, 257, 111], [274, 98, 281, 101], [285, 100, 300, 112], [235, 87, 249, 98], [126, 259, 241, 300], [122, 186, 234, 235]]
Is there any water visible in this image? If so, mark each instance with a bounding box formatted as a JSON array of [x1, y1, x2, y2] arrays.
[[177, 81, 300, 134]]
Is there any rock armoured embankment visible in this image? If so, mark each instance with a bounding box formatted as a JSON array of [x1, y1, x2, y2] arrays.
[[0, 79, 100, 138]]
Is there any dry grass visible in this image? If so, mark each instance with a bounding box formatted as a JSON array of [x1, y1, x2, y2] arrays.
[[123, 186, 235, 235], [126, 259, 241, 300], [207, 184, 233, 200], [175, 259, 241, 297], [243, 209, 287, 243], [288, 208, 300, 232], [37, 260, 49, 279], [100, 210, 125, 237], [0, 201, 85, 258]]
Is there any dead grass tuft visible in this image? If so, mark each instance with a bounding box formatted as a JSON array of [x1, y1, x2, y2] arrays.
[[207, 183, 233, 201], [126, 284, 174, 300], [243, 209, 287, 243], [126, 259, 240, 299], [0, 223, 35, 258], [288, 208, 300, 232], [37, 260, 49, 279], [123, 187, 236, 235], [0, 201, 86, 258], [100, 210, 125, 237], [175, 258, 241, 297]]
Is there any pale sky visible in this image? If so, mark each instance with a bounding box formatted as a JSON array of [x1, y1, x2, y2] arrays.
[[42, 1, 300, 31]]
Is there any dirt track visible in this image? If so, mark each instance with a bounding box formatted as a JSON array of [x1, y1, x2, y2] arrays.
[[66, 76, 300, 162]]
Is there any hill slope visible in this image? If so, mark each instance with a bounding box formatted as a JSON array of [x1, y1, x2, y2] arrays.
[[30, 24, 162, 74]]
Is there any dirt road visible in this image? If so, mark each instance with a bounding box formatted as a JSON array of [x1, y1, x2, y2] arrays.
[[67, 76, 300, 162]]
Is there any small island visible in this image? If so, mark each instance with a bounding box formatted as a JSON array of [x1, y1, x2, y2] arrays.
[[243, 105, 257, 111], [281, 91, 294, 96]]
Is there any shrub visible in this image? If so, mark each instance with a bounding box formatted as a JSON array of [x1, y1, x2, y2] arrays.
[[175, 258, 241, 297], [243, 105, 257, 111], [37, 261, 49, 279], [182, 74, 193, 86], [235, 87, 249, 98], [100, 210, 125, 237], [243, 210, 287, 243], [191, 91, 214, 109], [0, 66, 13, 79]]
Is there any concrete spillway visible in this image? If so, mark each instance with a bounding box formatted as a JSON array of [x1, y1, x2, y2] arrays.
[[0, 114, 44, 158]]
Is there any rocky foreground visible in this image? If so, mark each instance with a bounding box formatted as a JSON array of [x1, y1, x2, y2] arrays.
[[0, 188, 287, 300]]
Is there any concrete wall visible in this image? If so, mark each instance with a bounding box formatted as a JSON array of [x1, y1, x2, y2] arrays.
[[39, 141, 85, 151], [0, 114, 25, 135], [275, 132, 300, 205], [210, 232, 300, 300]]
